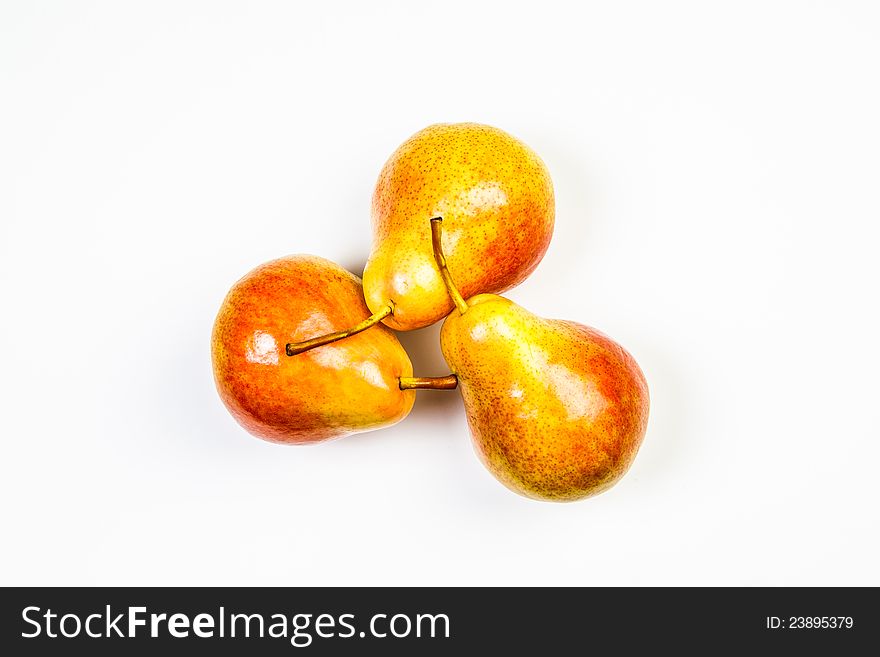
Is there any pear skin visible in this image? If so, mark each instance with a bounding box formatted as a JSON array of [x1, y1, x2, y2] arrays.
[[211, 255, 415, 444], [363, 123, 554, 331], [440, 295, 649, 501]]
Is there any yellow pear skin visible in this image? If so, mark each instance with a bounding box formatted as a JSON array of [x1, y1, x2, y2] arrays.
[[363, 123, 554, 331], [440, 295, 650, 502]]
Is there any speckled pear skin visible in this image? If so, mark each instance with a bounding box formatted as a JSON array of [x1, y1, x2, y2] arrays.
[[212, 255, 415, 444], [440, 295, 649, 501], [363, 123, 555, 331]]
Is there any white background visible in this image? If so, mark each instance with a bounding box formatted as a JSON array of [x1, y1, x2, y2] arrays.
[[2, 1, 878, 586]]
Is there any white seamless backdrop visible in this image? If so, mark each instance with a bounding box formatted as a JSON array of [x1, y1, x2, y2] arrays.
[[1, 1, 878, 586]]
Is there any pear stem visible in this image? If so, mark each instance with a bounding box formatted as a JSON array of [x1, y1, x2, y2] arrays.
[[430, 217, 469, 315], [286, 305, 393, 356], [398, 374, 458, 390]]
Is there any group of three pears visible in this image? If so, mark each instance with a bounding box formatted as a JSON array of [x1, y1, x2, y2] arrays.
[[212, 123, 650, 502]]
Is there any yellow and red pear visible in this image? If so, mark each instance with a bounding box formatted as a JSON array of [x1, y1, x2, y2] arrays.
[[363, 122, 554, 331], [440, 294, 650, 501], [430, 218, 649, 501], [211, 255, 415, 444]]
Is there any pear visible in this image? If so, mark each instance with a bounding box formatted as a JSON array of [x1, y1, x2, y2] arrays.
[[431, 219, 649, 501], [211, 255, 454, 444], [363, 123, 555, 331], [441, 295, 649, 501]]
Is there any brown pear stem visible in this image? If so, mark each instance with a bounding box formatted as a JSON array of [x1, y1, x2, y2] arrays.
[[430, 217, 469, 315], [398, 374, 458, 390], [286, 305, 393, 356]]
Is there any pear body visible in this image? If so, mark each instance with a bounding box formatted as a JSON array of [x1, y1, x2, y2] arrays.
[[363, 123, 554, 331], [440, 295, 649, 501], [212, 255, 414, 444]]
